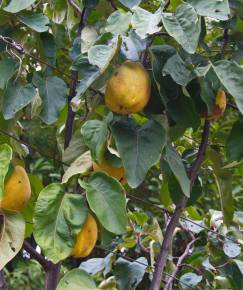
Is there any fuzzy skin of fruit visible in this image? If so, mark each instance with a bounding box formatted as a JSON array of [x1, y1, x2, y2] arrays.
[[71, 213, 98, 258], [93, 161, 126, 183], [1, 165, 31, 212], [209, 89, 227, 120], [105, 61, 151, 115]]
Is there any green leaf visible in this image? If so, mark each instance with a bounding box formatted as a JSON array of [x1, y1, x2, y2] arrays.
[[200, 68, 220, 113], [163, 53, 195, 86], [223, 241, 241, 258], [81, 115, 112, 163], [111, 118, 166, 188], [62, 151, 92, 183], [234, 259, 243, 274], [187, 0, 231, 21], [131, 7, 162, 39], [212, 60, 243, 114], [179, 273, 202, 289], [0, 144, 12, 199], [33, 74, 67, 124], [161, 3, 201, 54], [0, 59, 17, 89], [2, 82, 37, 120], [79, 172, 128, 234], [4, 0, 36, 13], [165, 145, 190, 197], [18, 13, 49, 32], [33, 183, 88, 263], [226, 116, 243, 161], [105, 11, 132, 35], [88, 37, 120, 73], [121, 31, 146, 61], [118, 0, 141, 9], [71, 57, 100, 108], [208, 149, 234, 226], [0, 212, 25, 270], [57, 269, 98, 290], [114, 257, 147, 290]]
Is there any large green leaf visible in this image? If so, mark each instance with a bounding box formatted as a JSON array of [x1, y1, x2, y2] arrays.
[[4, 0, 36, 13], [179, 273, 202, 289], [79, 172, 128, 234], [18, 13, 49, 32], [163, 53, 196, 86], [200, 68, 220, 113], [111, 118, 166, 188], [33, 183, 88, 263], [0, 212, 25, 270], [32, 73, 67, 124], [0, 144, 12, 199], [212, 60, 243, 115], [105, 11, 132, 35], [226, 116, 243, 161], [0, 59, 17, 89], [208, 149, 234, 226], [131, 7, 162, 39], [81, 114, 112, 163], [62, 151, 92, 183], [114, 257, 147, 290], [187, 0, 231, 20], [2, 82, 37, 120], [88, 37, 120, 73], [161, 3, 200, 54], [71, 57, 100, 108], [165, 145, 190, 197], [57, 269, 98, 290]]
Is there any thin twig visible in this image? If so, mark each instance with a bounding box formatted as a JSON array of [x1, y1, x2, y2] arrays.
[[0, 271, 8, 290], [164, 238, 199, 290], [68, 0, 82, 15], [0, 128, 68, 166], [150, 120, 210, 290], [163, 0, 170, 11], [221, 28, 229, 59], [107, 0, 117, 10], [23, 241, 50, 272]]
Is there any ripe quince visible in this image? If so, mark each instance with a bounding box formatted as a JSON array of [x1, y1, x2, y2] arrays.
[[1, 165, 31, 212], [105, 61, 151, 115], [72, 213, 98, 258], [93, 160, 126, 184]]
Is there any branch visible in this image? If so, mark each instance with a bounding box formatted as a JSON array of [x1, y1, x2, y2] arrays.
[[68, 0, 82, 15], [107, 0, 117, 10], [221, 28, 229, 59], [23, 241, 50, 272], [164, 238, 199, 290], [0, 271, 8, 290], [150, 119, 210, 290], [64, 8, 88, 149], [163, 0, 170, 11]]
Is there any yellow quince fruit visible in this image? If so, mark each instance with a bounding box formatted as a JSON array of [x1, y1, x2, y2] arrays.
[[105, 61, 151, 115]]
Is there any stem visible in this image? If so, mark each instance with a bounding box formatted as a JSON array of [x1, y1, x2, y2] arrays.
[[0, 271, 8, 290], [221, 28, 229, 59], [164, 238, 199, 290], [23, 241, 49, 271], [64, 8, 87, 149], [68, 0, 82, 15], [44, 263, 61, 290], [150, 120, 210, 290]]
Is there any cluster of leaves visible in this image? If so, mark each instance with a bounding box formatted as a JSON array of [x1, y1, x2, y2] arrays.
[[0, 0, 243, 289]]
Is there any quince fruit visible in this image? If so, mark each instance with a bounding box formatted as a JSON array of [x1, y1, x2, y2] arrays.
[[105, 61, 151, 115], [72, 213, 98, 258], [208, 89, 227, 120], [1, 165, 31, 212], [93, 160, 126, 184]]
